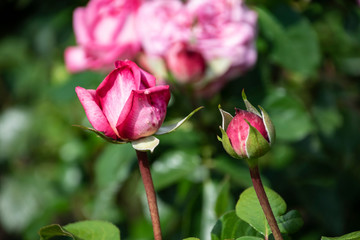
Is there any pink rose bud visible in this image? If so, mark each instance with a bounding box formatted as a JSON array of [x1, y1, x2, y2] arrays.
[[219, 91, 275, 161], [65, 0, 142, 72], [75, 60, 171, 141], [166, 43, 206, 83]]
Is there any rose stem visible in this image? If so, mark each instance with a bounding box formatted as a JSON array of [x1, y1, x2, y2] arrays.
[[136, 150, 162, 240], [249, 165, 283, 240]]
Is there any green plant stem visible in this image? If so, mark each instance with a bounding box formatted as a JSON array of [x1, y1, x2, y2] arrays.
[[136, 150, 162, 240], [249, 166, 283, 240]]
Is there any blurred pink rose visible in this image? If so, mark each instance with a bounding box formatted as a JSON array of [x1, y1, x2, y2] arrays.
[[136, 0, 257, 95], [136, 0, 192, 56], [187, 0, 257, 70], [65, 0, 141, 72], [75, 60, 171, 141], [165, 42, 206, 83]]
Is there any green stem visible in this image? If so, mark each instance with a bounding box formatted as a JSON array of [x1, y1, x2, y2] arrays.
[[249, 166, 283, 240], [136, 150, 162, 240]]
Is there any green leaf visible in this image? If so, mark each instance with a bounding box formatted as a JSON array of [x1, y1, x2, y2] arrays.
[[64, 221, 120, 240], [262, 88, 313, 141], [183, 238, 200, 240], [235, 187, 287, 237], [211, 211, 261, 240], [39, 221, 120, 240], [213, 156, 253, 188], [201, 180, 218, 240], [321, 231, 360, 240], [277, 210, 304, 234], [312, 106, 343, 136], [214, 179, 231, 218], [39, 224, 75, 240], [151, 150, 201, 190], [131, 136, 159, 153], [257, 7, 320, 76], [155, 106, 204, 135], [92, 144, 135, 220]]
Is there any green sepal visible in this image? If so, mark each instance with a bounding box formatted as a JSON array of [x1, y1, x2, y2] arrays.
[[219, 126, 242, 160], [155, 106, 204, 135], [73, 125, 127, 144], [245, 120, 271, 159], [131, 136, 159, 153], [219, 105, 233, 130], [242, 90, 261, 117], [258, 105, 276, 145]]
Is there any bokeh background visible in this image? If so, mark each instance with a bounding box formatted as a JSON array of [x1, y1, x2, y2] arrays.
[[1, 0, 360, 240]]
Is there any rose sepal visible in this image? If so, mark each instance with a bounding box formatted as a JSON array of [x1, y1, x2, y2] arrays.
[[155, 106, 204, 135], [132, 136, 160, 153], [244, 119, 271, 159], [219, 105, 233, 130], [73, 125, 127, 144], [242, 89, 261, 116], [218, 105, 241, 159], [218, 126, 242, 160], [258, 105, 275, 145]]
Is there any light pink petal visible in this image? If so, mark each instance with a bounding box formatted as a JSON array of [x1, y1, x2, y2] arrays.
[[75, 86, 117, 139], [73, 8, 89, 45], [116, 85, 171, 140], [96, 64, 140, 130], [64, 46, 89, 73]]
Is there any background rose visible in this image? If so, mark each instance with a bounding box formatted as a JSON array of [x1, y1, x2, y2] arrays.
[[136, 0, 192, 57], [187, 0, 257, 71], [65, 0, 141, 72], [165, 42, 206, 83], [75, 60, 170, 141], [136, 0, 257, 95]]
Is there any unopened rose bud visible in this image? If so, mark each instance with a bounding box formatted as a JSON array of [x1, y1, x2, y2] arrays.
[[165, 42, 206, 83], [219, 90, 275, 162]]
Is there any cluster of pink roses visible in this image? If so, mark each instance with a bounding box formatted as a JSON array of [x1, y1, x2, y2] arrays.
[[65, 0, 257, 94]]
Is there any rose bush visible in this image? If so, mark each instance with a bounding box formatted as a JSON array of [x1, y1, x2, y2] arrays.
[[75, 60, 171, 141], [65, 0, 141, 72]]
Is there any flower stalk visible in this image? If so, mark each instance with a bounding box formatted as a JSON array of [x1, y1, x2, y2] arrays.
[[249, 165, 283, 240], [136, 150, 162, 240]]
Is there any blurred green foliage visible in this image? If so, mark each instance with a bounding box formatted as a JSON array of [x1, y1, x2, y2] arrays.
[[1, 0, 360, 240]]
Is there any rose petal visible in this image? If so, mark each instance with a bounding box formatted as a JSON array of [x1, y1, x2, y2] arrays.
[[96, 65, 139, 130], [116, 85, 171, 140], [64, 46, 89, 73], [75, 86, 117, 139], [73, 7, 89, 45]]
